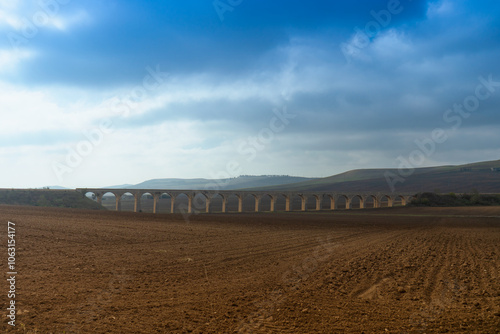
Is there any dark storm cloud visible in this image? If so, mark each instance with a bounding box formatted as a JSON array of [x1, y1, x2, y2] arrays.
[[4, 0, 430, 87]]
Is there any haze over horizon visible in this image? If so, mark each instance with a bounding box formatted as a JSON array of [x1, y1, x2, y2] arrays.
[[1, 0, 500, 189]]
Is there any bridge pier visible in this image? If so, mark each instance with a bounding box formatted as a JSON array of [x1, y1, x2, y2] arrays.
[[134, 194, 141, 213], [345, 197, 351, 210], [314, 195, 321, 211], [300, 196, 306, 211], [95, 193, 104, 205], [169, 196, 175, 213], [187, 195, 193, 214], [238, 196, 243, 213], [221, 196, 227, 213], [115, 197, 121, 211], [206, 197, 211, 213], [359, 196, 365, 209], [153, 194, 160, 214]]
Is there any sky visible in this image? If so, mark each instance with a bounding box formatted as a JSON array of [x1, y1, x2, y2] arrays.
[[1, 0, 500, 188]]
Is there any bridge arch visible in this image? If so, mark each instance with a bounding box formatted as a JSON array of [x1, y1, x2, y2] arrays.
[[115, 192, 135, 212], [271, 193, 288, 211], [156, 192, 173, 213], [258, 194, 273, 212], [191, 192, 209, 213], [323, 194, 336, 210], [364, 195, 379, 208], [378, 195, 394, 208], [289, 194, 306, 211], [170, 192, 193, 214], [138, 192, 155, 213], [100, 191, 118, 211], [223, 193, 241, 212], [337, 195, 350, 209], [84, 191, 99, 203], [207, 193, 225, 213], [241, 193, 259, 212], [394, 194, 409, 206], [350, 195, 365, 209], [306, 194, 321, 211]]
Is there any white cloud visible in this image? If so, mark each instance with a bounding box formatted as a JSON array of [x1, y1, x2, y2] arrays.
[[49, 9, 90, 31], [427, 0, 455, 18], [370, 29, 412, 59], [0, 83, 98, 136], [0, 49, 33, 71], [0, 2, 88, 32]]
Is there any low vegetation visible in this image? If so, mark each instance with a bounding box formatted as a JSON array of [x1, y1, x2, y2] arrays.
[[0, 189, 105, 210], [410, 192, 500, 207]]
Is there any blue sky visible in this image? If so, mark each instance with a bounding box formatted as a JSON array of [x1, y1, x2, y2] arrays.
[[1, 0, 500, 188]]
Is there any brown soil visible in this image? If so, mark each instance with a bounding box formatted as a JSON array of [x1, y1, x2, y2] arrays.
[[1, 205, 499, 333]]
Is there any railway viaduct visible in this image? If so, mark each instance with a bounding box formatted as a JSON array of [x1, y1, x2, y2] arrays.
[[77, 188, 414, 214]]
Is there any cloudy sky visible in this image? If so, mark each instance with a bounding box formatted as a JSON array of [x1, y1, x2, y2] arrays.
[[1, 0, 499, 188]]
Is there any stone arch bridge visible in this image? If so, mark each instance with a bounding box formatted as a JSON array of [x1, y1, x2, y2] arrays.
[[77, 188, 414, 214]]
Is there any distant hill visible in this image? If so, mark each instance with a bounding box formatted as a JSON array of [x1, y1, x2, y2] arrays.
[[103, 160, 500, 194], [102, 184, 135, 189], [249, 160, 500, 193], [108, 175, 316, 190], [0, 189, 105, 210]]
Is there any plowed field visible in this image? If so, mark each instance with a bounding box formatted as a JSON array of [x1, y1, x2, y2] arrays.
[[1, 205, 499, 333]]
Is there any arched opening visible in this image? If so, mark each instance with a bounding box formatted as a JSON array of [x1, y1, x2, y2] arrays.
[[119, 192, 135, 212], [192, 193, 208, 213], [85, 191, 97, 201], [379, 195, 392, 208], [101, 192, 117, 211], [290, 194, 305, 211], [173, 193, 189, 213], [259, 194, 272, 212], [306, 195, 321, 210], [242, 194, 257, 212], [322, 195, 334, 210], [394, 195, 405, 206], [274, 194, 288, 211], [139, 192, 154, 213], [337, 195, 348, 209], [226, 194, 241, 212], [350, 195, 363, 209], [209, 193, 225, 213], [157, 192, 172, 213], [365, 195, 378, 208]]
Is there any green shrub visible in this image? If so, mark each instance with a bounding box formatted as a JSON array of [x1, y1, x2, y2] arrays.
[[409, 192, 500, 207]]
